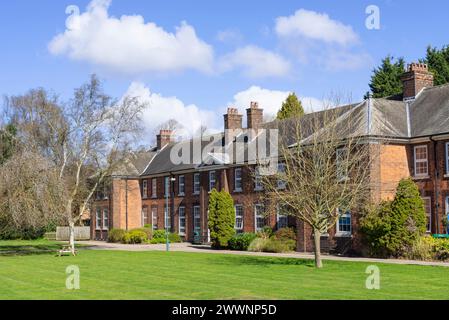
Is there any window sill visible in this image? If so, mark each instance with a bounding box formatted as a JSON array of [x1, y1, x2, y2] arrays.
[[178, 193, 185, 197], [335, 232, 352, 238], [444, 174, 449, 179], [193, 192, 200, 196], [254, 188, 264, 192], [413, 175, 430, 180], [234, 189, 243, 193]]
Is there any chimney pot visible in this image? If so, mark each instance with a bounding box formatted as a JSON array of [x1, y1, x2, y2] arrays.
[[224, 107, 243, 130], [247, 101, 264, 129], [157, 130, 174, 150], [401, 62, 434, 100]]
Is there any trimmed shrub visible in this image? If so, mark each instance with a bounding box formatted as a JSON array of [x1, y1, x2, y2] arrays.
[[361, 178, 427, 257], [108, 229, 126, 243], [274, 227, 297, 242], [149, 231, 182, 244], [248, 238, 296, 253], [153, 230, 166, 240], [408, 236, 449, 261], [123, 230, 147, 244], [132, 227, 153, 240], [208, 189, 235, 249], [228, 233, 257, 251]]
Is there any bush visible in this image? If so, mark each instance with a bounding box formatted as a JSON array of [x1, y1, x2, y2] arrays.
[[408, 236, 449, 261], [274, 227, 296, 242], [208, 189, 235, 249], [149, 231, 182, 244], [108, 229, 126, 243], [248, 238, 296, 253], [122, 230, 147, 244], [257, 227, 273, 240], [228, 233, 257, 251], [132, 227, 153, 240], [169, 233, 182, 243], [153, 230, 166, 240], [361, 178, 427, 258]]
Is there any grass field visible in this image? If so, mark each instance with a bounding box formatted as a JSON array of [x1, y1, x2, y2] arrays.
[[1, 240, 449, 300]]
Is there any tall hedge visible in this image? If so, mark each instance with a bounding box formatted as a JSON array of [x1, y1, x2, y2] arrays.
[[361, 178, 427, 257], [208, 189, 235, 249]]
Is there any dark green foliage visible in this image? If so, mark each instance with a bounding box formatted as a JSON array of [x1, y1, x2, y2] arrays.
[[0, 124, 17, 165], [149, 232, 182, 244], [369, 56, 405, 98], [108, 229, 126, 243], [228, 233, 257, 251], [361, 178, 427, 257], [208, 189, 235, 249], [277, 93, 305, 120], [274, 227, 297, 242], [422, 45, 449, 86], [0, 216, 54, 240], [153, 230, 166, 240]]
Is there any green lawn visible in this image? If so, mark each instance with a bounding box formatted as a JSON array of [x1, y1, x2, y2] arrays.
[[0, 240, 449, 300]]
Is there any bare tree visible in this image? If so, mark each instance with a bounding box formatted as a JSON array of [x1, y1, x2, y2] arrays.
[[259, 105, 372, 268]]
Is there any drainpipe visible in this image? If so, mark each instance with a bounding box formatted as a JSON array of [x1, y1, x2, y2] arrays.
[[125, 176, 129, 231], [430, 137, 440, 234]]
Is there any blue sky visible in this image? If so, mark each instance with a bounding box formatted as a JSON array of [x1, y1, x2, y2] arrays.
[[1, 0, 448, 138]]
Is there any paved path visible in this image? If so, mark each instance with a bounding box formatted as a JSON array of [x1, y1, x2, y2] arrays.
[[80, 241, 449, 267]]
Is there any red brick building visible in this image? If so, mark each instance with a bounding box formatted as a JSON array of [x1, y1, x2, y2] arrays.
[[92, 63, 449, 254]]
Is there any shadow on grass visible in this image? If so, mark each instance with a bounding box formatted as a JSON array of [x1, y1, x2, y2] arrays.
[[0, 244, 63, 256]]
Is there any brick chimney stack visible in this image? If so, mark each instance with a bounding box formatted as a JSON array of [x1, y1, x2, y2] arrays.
[[157, 130, 174, 150], [401, 63, 434, 100], [224, 108, 243, 130], [246, 101, 264, 129]]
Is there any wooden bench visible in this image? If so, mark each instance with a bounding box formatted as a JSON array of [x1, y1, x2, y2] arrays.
[[58, 245, 77, 257]]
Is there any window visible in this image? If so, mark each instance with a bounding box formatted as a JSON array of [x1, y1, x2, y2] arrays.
[[209, 171, 216, 191], [423, 197, 432, 233], [142, 180, 148, 199], [234, 168, 243, 192], [193, 206, 201, 234], [164, 177, 170, 197], [164, 206, 171, 232], [446, 142, 449, 175], [336, 148, 348, 181], [235, 205, 244, 231], [152, 178, 157, 198], [446, 197, 449, 234], [336, 209, 352, 236], [151, 206, 158, 230], [255, 204, 265, 232], [254, 167, 263, 191], [193, 173, 201, 195], [414, 145, 429, 177], [142, 206, 149, 227], [277, 205, 288, 229], [95, 208, 102, 230], [277, 163, 287, 190], [103, 208, 109, 230], [179, 207, 186, 235], [103, 186, 109, 200], [178, 175, 185, 196]]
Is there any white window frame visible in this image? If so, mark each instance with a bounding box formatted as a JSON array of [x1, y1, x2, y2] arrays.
[[178, 175, 185, 196], [276, 205, 288, 230], [277, 163, 287, 190], [235, 205, 244, 231], [336, 148, 349, 181], [193, 173, 201, 195], [142, 180, 148, 199], [152, 178, 157, 198], [446, 142, 449, 176], [422, 197, 432, 233], [445, 196, 449, 234], [95, 208, 102, 230], [209, 171, 216, 191], [151, 206, 158, 230], [414, 145, 429, 177], [254, 204, 265, 232], [142, 206, 148, 227], [179, 206, 186, 235], [234, 168, 243, 192], [254, 167, 263, 191], [193, 206, 201, 234], [102, 208, 109, 230], [336, 209, 352, 237]]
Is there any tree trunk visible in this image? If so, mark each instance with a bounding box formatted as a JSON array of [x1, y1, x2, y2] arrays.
[[69, 220, 76, 256], [313, 229, 323, 268]]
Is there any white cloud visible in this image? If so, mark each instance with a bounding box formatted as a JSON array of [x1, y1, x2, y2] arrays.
[[219, 45, 291, 78], [230, 86, 326, 119], [124, 82, 219, 140], [275, 9, 359, 46], [216, 29, 243, 44], [49, 0, 214, 74]]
